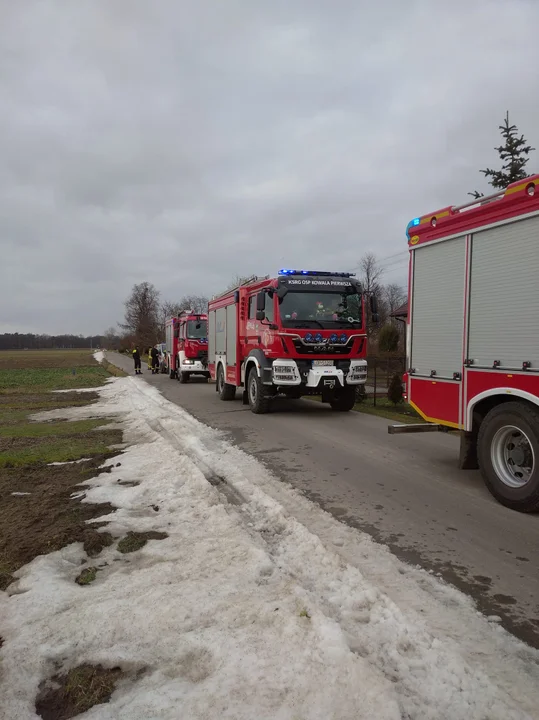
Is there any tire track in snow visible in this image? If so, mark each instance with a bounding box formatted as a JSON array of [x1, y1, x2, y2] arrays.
[[126, 377, 539, 720]]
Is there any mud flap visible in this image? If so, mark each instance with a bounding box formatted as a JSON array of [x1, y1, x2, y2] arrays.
[[459, 430, 479, 470]]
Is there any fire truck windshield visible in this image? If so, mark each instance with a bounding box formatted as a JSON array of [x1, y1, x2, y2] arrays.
[[279, 291, 362, 329], [186, 320, 207, 339]]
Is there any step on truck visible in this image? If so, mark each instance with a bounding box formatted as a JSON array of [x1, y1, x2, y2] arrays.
[[165, 310, 210, 383], [207, 269, 377, 414], [389, 174, 539, 512]]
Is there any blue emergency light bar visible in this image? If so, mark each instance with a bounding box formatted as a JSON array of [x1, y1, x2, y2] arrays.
[[278, 269, 356, 278]]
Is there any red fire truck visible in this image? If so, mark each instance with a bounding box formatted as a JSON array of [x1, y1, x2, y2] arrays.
[[207, 270, 376, 414], [165, 311, 210, 383], [390, 174, 539, 512]]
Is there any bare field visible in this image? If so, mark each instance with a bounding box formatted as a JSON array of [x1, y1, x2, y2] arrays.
[[0, 349, 99, 370]]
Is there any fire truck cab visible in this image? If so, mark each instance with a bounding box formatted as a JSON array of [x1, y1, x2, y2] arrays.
[[208, 270, 375, 414], [390, 174, 539, 512], [165, 311, 210, 383]]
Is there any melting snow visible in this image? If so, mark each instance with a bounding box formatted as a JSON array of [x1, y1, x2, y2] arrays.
[[1, 376, 538, 719]]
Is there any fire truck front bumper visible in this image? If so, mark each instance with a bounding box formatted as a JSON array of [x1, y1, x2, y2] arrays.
[[181, 360, 209, 374], [271, 359, 367, 387]]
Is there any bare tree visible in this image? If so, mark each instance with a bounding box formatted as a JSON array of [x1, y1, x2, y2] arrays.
[[120, 281, 160, 350], [383, 283, 407, 316], [159, 300, 183, 338], [159, 296, 209, 337], [178, 294, 208, 313], [103, 326, 120, 350], [357, 253, 386, 335], [358, 253, 384, 295]]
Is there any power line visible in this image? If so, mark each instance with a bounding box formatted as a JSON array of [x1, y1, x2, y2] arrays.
[[348, 249, 409, 274]]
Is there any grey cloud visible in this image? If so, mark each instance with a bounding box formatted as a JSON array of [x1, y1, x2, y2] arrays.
[[1, 0, 538, 334]]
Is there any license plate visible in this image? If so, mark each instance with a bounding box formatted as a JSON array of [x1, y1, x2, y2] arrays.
[[312, 360, 334, 367]]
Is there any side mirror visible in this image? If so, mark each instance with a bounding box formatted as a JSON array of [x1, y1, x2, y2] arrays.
[[256, 292, 266, 312], [372, 313, 380, 325], [276, 285, 288, 300], [195, 323, 201, 329], [256, 310, 265, 321], [370, 295, 378, 314], [174, 327, 179, 339]]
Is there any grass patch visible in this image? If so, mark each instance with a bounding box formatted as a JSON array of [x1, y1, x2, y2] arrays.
[[117, 531, 168, 554], [0, 418, 110, 438], [0, 349, 121, 591], [35, 664, 124, 720], [0, 367, 112, 393], [0, 430, 120, 468], [353, 397, 422, 424], [75, 567, 98, 586]]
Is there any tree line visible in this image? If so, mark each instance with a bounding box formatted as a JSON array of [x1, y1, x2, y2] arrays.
[[0, 333, 104, 351]]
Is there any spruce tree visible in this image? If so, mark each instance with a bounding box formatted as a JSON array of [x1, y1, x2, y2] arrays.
[[469, 111, 534, 198], [387, 373, 404, 406]]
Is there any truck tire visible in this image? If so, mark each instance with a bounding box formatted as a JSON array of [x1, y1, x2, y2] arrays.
[[217, 364, 235, 400], [179, 372, 190, 384], [329, 386, 356, 412], [477, 401, 539, 512], [247, 367, 271, 414]]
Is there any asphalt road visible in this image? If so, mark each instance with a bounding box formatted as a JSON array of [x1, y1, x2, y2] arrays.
[[109, 353, 539, 648]]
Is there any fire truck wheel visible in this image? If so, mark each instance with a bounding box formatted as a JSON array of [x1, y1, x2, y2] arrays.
[[217, 364, 236, 400], [329, 386, 356, 412], [179, 372, 190, 384], [478, 401, 539, 512], [247, 368, 271, 414]]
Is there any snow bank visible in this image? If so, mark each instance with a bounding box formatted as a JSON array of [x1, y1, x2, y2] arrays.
[[93, 350, 105, 363], [1, 377, 538, 720]]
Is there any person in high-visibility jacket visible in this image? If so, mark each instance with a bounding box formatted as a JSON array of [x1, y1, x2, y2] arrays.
[[132, 347, 142, 375]]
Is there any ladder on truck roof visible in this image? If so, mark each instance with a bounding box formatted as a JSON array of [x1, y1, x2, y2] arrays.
[[211, 275, 270, 301]]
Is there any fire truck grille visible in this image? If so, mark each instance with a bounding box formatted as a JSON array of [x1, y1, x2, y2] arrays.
[[292, 339, 355, 355]]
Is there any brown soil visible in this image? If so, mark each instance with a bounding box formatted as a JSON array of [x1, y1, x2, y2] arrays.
[[0, 391, 99, 409], [35, 664, 124, 720], [0, 457, 119, 590], [0, 350, 100, 370], [0, 430, 115, 454]]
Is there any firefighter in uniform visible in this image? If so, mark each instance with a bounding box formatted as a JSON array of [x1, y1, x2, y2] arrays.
[[150, 345, 160, 374], [132, 347, 142, 375]]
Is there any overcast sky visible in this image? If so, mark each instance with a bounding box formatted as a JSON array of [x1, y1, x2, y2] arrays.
[[1, 0, 538, 335]]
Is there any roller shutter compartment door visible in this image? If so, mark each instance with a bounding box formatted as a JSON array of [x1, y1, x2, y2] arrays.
[[411, 236, 466, 379], [468, 215, 539, 370]]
